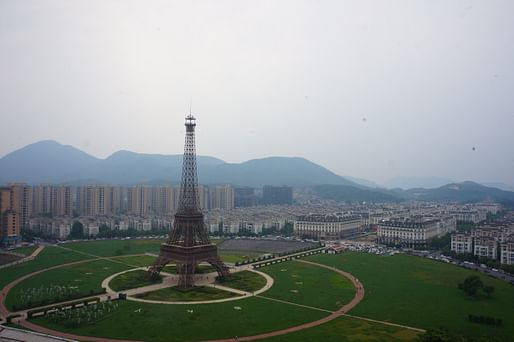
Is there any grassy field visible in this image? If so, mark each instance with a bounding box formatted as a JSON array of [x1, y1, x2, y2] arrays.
[[0, 246, 93, 290], [6, 259, 130, 310], [109, 270, 162, 292], [306, 252, 514, 340], [135, 286, 239, 302], [216, 271, 267, 292], [12, 245, 38, 256], [263, 315, 420, 342], [258, 260, 355, 311], [111, 255, 156, 267], [60, 239, 247, 263], [32, 297, 327, 341]]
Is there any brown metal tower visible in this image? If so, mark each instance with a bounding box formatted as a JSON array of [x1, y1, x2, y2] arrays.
[[146, 114, 229, 288]]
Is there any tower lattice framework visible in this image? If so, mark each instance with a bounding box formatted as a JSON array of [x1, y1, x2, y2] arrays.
[[147, 114, 229, 288]]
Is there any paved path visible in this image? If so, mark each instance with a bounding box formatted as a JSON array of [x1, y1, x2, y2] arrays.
[[103, 267, 274, 305], [256, 295, 334, 314], [19, 320, 145, 342], [30, 245, 45, 257], [344, 314, 426, 333]]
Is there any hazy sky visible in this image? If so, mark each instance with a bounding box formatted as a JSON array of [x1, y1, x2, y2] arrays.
[[1, 0, 513, 186]]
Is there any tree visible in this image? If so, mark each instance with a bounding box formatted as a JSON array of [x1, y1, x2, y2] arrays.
[[70, 221, 84, 239], [483, 285, 495, 298], [280, 222, 294, 236], [458, 275, 483, 298]]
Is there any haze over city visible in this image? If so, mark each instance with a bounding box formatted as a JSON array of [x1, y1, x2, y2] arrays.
[[1, 0, 513, 186]]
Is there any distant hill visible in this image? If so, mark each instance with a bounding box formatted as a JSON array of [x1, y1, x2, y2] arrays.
[[395, 181, 514, 206], [199, 157, 360, 187], [2, 141, 513, 206], [385, 176, 455, 189], [311, 184, 402, 203], [343, 175, 384, 189], [0, 140, 100, 184], [0, 140, 359, 187]]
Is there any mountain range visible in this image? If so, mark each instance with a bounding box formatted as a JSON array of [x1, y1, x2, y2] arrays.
[[1, 140, 513, 206], [0, 140, 359, 187]]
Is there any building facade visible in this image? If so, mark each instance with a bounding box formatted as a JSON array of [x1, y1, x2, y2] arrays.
[[77, 185, 122, 216], [473, 237, 498, 260], [377, 219, 441, 247], [234, 187, 257, 207], [0, 185, 24, 245], [263, 186, 293, 205], [294, 214, 362, 240], [500, 241, 514, 265], [32, 185, 72, 217], [451, 233, 473, 254]]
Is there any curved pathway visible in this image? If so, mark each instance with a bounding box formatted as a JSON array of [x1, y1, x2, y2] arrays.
[[0, 252, 151, 319], [203, 260, 366, 342], [6, 259, 366, 342], [102, 267, 274, 305], [0, 258, 97, 319]]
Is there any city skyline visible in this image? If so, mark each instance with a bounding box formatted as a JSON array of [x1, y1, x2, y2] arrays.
[[1, 1, 513, 186]]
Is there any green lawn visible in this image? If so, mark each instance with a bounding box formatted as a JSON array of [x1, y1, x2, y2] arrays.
[[216, 271, 267, 292], [111, 255, 156, 267], [306, 252, 514, 340], [0, 246, 93, 290], [12, 245, 38, 256], [263, 315, 420, 342], [31, 297, 327, 342], [135, 286, 239, 302], [61, 239, 165, 257], [259, 260, 355, 311], [109, 270, 162, 292], [6, 259, 130, 310]]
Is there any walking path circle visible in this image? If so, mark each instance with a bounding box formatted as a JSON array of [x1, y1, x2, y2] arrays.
[[3, 258, 366, 342], [102, 267, 274, 305]]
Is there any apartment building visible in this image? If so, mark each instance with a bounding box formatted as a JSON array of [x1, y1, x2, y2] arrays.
[[451, 233, 473, 254], [294, 214, 362, 240]]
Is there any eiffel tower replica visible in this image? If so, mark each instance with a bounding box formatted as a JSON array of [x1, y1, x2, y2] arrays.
[[147, 114, 229, 288]]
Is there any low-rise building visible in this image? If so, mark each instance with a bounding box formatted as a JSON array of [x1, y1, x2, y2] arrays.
[[451, 233, 473, 254], [294, 214, 362, 241], [451, 210, 486, 224], [473, 237, 497, 260], [500, 241, 514, 265], [377, 219, 440, 247], [82, 223, 99, 237]]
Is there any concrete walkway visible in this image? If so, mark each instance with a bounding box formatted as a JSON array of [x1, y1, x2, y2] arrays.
[[102, 267, 274, 305], [30, 245, 45, 257], [344, 314, 426, 333]]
